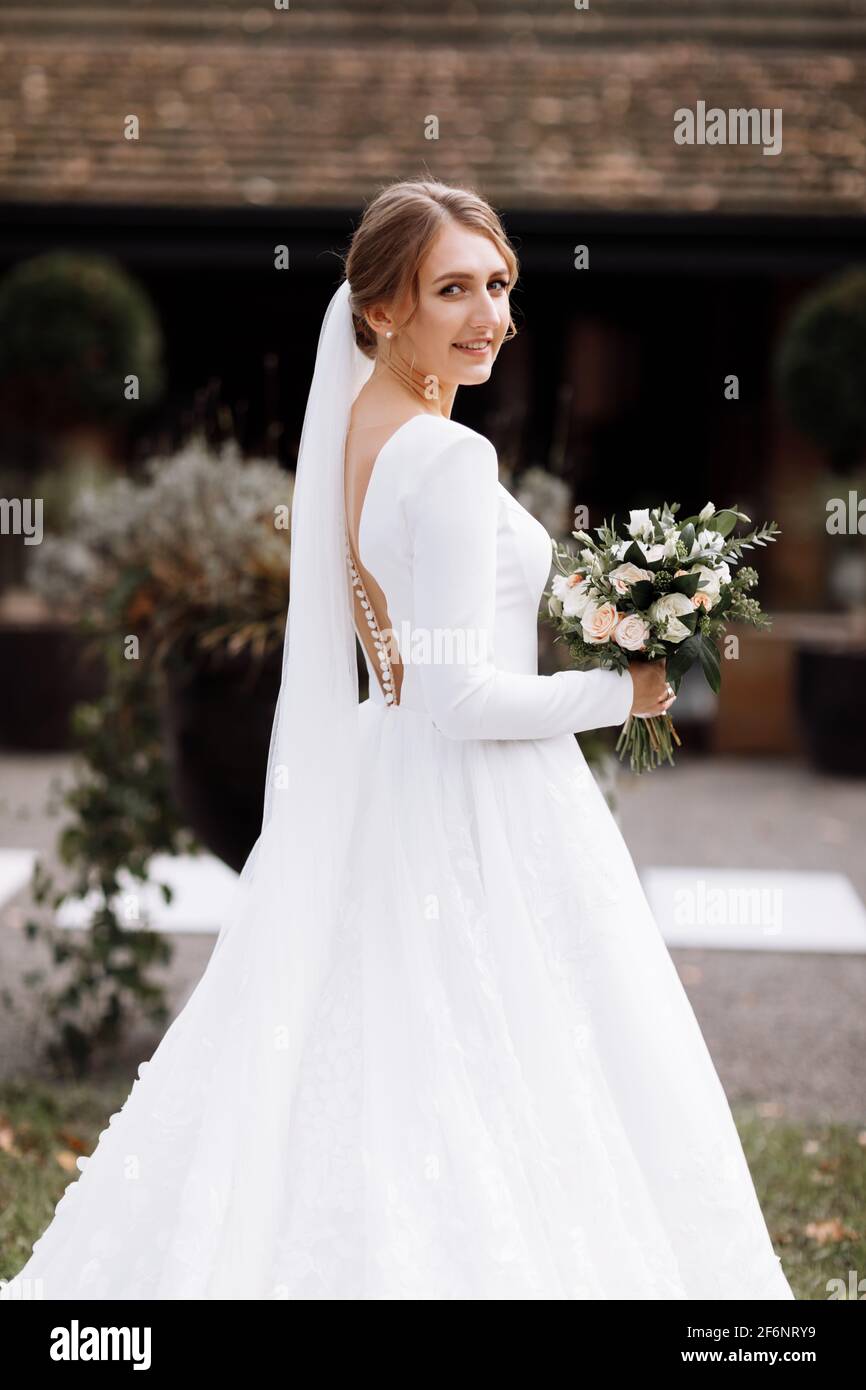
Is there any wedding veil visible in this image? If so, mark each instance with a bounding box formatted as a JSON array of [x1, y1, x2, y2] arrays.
[[261, 274, 373, 906], [196, 277, 375, 1291]]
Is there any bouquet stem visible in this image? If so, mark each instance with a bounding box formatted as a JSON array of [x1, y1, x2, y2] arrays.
[[615, 713, 683, 774]]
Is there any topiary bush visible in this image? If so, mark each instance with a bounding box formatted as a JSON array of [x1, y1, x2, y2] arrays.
[[0, 250, 165, 433], [773, 266, 866, 475]]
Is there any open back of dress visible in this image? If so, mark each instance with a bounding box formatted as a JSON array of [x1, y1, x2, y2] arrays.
[[344, 422, 409, 707]]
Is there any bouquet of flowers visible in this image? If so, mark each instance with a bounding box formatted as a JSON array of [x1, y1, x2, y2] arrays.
[[546, 502, 781, 773]]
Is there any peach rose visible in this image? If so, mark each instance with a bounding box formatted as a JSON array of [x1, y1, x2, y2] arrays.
[[608, 562, 653, 595], [613, 613, 650, 652], [581, 600, 621, 644]]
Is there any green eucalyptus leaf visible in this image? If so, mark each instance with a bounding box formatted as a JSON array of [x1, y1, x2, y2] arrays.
[[711, 509, 739, 538]]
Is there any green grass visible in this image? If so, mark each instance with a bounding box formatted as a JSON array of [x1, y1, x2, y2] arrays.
[[0, 1073, 133, 1284], [733, 1102, 866, 1301], [1, 1078, 863, 1298]]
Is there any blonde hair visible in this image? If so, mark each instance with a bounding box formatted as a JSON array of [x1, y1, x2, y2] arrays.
[[342, 177, 519, 361]]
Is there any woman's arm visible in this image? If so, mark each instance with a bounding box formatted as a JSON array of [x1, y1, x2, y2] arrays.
[[405, 432, 634, 741]]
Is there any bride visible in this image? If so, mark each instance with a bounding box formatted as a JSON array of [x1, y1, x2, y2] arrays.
[[4, 178, 794, 1300]]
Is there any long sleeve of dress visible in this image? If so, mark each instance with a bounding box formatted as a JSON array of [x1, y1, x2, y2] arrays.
[[405, 432, 635, 741]]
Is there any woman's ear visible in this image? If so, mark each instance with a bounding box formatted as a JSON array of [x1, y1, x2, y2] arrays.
[[364, 303, 393, 341]]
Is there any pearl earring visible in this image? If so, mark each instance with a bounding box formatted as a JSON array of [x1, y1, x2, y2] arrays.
[[385, 330, 393, 339]]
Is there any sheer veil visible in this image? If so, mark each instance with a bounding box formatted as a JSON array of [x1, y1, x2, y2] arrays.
[[193, 277, 375, 1292], [259, 274, 373, 915]]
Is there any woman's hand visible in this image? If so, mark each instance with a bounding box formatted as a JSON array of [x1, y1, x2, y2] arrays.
[[628, 659, 677, 718]]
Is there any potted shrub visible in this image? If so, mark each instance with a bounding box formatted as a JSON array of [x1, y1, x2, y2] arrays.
[[27, 436, 296, 867], [14, 437, 302, 1073]]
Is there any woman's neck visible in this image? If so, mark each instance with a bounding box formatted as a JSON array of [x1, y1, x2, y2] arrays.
[[368, 356, 457, 419]]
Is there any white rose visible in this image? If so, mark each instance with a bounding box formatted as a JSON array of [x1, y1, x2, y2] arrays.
[[698, 501, 715, 523], [613, 613, 650, 652], [661, 617, 692, 642], [581, 600, 621, 644], [648, 591, 695, 644], [643, 544, 666, 563], [553, 571, 595, 618], [608, 561, 653, 595], [650, 591, 694, 623], [626, 508, 655, 543], [612, 539, 632, 560]]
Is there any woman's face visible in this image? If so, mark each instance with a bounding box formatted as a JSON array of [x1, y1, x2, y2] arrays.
[[377, 222, 512, 396]]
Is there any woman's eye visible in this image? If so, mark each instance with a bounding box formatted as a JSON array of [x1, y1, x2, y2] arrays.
[[440, 279, 509, 296]]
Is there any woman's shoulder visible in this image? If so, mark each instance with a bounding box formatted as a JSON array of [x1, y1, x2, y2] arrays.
[[397, 417, 501, 531], [392, 417, 497, 518], [404, 413, 498, 474]]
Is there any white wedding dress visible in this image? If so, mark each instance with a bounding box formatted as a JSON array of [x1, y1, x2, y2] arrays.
[[4, 412, 794, 1301]]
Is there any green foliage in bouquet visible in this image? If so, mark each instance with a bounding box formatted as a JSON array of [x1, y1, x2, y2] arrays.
[[546, 501, 781, 773]]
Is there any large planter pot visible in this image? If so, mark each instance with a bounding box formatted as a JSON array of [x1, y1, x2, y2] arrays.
[[159, 642, 285, 872], [159, 635, 373, 871], [795, 641, 866, 776], [0, 618, 107, 750]]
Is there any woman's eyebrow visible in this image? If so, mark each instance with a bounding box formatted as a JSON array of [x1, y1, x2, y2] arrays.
[[432, 268, 510, 283]]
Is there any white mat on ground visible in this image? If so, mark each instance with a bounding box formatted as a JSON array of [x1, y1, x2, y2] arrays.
[[0, 849, 38, 909], [639, 866, 866, 952]]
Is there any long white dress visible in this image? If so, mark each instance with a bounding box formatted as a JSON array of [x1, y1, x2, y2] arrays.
[[4, 413, 795, 1300]]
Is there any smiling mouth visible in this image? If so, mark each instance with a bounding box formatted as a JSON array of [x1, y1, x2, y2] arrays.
[[452, 340, 492, 353]]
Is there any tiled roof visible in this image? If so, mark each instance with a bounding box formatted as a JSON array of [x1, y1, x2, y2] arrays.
[[0, 1, 864, 213]]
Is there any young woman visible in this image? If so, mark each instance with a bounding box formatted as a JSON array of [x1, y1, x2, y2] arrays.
[[6, 179, 794, 1300]]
